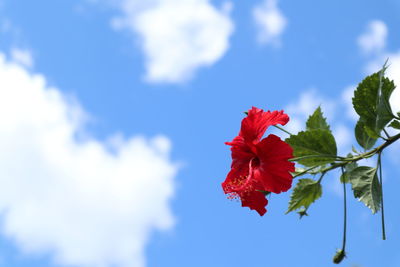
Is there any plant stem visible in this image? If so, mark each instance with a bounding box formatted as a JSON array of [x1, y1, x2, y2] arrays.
[[313, 132, 400, 174], [332, 167, 348, 264], [317, 172, 326, 183], [383, 129, 391, 139], [341, 167, 347, 252], [289, 154, 345, 162], [378, 153, 386, 240], [292, 133, 400, 180], [273, 125, 292, 136], [292, 165, 321, 178]]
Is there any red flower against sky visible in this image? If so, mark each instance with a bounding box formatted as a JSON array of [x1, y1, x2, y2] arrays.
[[222, 107, 295, 216]]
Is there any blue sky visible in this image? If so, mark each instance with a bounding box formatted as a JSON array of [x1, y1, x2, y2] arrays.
[[0, 0, 400, 267]]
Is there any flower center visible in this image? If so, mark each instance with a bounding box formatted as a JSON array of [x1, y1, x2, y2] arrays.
[[226, 157, 260, 200], [251, 157, 260, 168]]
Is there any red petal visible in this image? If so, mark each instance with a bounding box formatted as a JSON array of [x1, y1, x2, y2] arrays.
[[225, 135, 254, 169], [222, 161, 250, 194], [239, 107, 289, 144], [222, 166, 268, 216], [240, 190, 268, 216], [253, 134, 295, 194], [222, 169, 268, 216]]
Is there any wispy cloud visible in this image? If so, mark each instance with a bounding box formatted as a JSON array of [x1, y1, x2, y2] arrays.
[[10, 48, 34, 68], [285, 89, 337, 134], [0, 18, 23, 44], [0, 52, 179, 267], [285, 89, 353, 155], [366, 52, 400, 115], [252, 0, 287, 46], [358, 20, 400, 114], [357, 20, 387, 55], [367, 51, 400, 162], [111, 0, 234, 84], [284, 89, 354, 198]]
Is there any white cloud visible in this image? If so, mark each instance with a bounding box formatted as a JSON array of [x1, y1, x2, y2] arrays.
[[10, 48, 34, 68], [357, 20, 387, 55], [0, 53, 178, 267], [252, 0, 287, 46], [111, 0, 234, 83]]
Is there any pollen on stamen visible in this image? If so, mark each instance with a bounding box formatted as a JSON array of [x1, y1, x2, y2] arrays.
[[225, 174, 256, 202], [232, 175, 247, 186]]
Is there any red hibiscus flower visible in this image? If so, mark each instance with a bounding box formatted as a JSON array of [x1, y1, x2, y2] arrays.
[[222, 107, 295, 216]]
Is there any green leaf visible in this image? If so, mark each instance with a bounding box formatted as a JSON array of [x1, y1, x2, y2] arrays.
[[364, 125, 381, 139], [352, 70, 396, 137], [340, 159, 358, 183], [348, 166, 381, 214], [389, 120, 400, 129], [286, 179, 322, 214], [286, 130, 337, 166], [306, 106, 331, 131], [355, 119, 377, 150]]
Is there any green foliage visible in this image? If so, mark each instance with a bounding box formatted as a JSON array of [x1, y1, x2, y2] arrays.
[[286, 107, 337, 167], [226, 61, 400, 265], [389, 120, 400, 130], [340, 157, 358, 183], [306, 106, 330, 131], [286, 179, 322, 214], [355, 120, 377, 150], [352, 70, 396, 143], [279, 63, 400, 264], [348, 166, 381, 214], [286, 130, 337, 166]]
